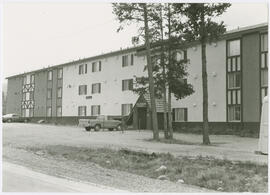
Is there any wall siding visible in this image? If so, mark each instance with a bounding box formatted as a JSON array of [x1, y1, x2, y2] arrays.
[[6, 77, 22, 115], [34, 71, 47, 117], [242, 33, 261, 122]]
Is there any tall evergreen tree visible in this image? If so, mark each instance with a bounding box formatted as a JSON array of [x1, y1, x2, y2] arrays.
[[112, 3, 159, 140], [173, 3, 231, 144]]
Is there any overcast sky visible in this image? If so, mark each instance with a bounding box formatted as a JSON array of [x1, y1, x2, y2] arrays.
[[2, 2, 269, 86]]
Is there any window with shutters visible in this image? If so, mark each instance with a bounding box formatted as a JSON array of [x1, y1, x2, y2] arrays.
[[92, 83, 101, 94], [121, 104, 133, 116], [78, 106, 87, 116], [79, 64, 87, 75], [92, 61, 102, 72], [174, 108, 188, 122], [78, 85, 87, 95], [122, 54, 134, 67], [227, 39, 241, 122], [91, 105, 100, 116], [122, 79, 133, 91]]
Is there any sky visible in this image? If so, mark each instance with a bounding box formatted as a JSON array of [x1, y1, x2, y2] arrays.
[[1, 1, 269, 89]]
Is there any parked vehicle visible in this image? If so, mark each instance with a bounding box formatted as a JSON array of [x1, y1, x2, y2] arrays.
[[2, 113, 29, 123], [79, 115, 122, 131]]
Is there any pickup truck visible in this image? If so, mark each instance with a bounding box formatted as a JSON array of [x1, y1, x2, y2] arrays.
[[79, 115, 123, 131]]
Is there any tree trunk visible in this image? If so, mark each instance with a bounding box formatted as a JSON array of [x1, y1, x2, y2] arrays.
[[201, 8, 211, 145], [201, 42, 210, 145], [167, 3, 173, 139], [159, 6, 169, 139], [143, 4, 159, 140], [168, 87, 173, 139]]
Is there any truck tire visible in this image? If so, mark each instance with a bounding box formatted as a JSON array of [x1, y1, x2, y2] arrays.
[[85, 127, 91, 131], [7, 119, 12, 123], [94, 124, 101, 131]]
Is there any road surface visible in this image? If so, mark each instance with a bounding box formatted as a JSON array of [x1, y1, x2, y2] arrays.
[[2, 161, 126, 192]]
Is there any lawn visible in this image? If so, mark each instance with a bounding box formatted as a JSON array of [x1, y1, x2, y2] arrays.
[[23, 145, 268, 192]]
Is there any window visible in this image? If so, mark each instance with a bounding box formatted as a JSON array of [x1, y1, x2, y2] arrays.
[[78, 106, 87, 116], [174, 108, 188, 122], [228, 40, 240, 56], [131, 54, 134, 65], [122, 79, 133, 91], [261, 34, 268, 52], [57, 87, 62, 98], [260, 34, 268, 106], [23, 76, 27, 85], [78, 85, 87, 95], [92, 61, 101, 72], [227, 39, 241, 122], [91, 105, 100, 116], [48, 70, 52, 81], [122, 104, 133, 116], [174, 50, 187, 61], [58, 68, 63, 79], [122, 55, 128, 67], [29, 91, 34, 100], [92, 83, 101, 94], [261, 53, 268, 68], [47, 107, 52, 117], [261, 88, 268, 102], [79, 64, 87, 75], [57, 106, 62, 117], [22, 109, 26, 117], [122, 54, 134, 67], [47, 88, 52, 99], [261, 69, 268, 87], [228, 72, 241, 89], [228, 89, 241, 105], [29, 108, 34, 117], [30, 74, 35, 83], [228, 105, 241, 121]]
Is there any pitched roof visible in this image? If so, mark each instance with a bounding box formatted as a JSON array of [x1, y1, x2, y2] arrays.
[[142, 93, 168, 113]]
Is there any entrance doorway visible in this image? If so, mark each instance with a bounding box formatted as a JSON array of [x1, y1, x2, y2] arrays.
[[137, 107, 147, 129]]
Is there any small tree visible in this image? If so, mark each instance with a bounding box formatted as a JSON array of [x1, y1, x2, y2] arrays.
[[173, 3, 231, 144], [112, 3, 159, 140]]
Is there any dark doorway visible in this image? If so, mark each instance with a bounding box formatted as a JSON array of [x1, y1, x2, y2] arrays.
[[137, 107, 147, 129]]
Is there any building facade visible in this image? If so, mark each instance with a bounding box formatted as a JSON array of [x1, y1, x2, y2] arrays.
[[6, 23, 268, 135]]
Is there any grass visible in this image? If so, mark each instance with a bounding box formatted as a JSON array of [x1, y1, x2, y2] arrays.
[[24, 145, 267, 192]]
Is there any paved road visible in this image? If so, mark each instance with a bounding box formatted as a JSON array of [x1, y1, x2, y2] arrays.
[[3, 123, 267, 164], [2, 161, 126, 192]]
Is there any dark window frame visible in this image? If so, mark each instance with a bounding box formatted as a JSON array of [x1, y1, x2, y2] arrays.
[[226, 38, 242, 122]]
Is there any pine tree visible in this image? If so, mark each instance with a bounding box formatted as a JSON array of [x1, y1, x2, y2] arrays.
[[173, 3, 231, 144]]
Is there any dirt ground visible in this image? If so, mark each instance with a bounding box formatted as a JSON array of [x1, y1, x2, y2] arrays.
[[3, 123, 267, 164]]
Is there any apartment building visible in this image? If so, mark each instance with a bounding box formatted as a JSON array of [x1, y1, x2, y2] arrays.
[[6, 23, 268, 135]]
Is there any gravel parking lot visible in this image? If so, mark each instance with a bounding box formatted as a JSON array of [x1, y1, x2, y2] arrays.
[[3, 123, 267, 164]]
